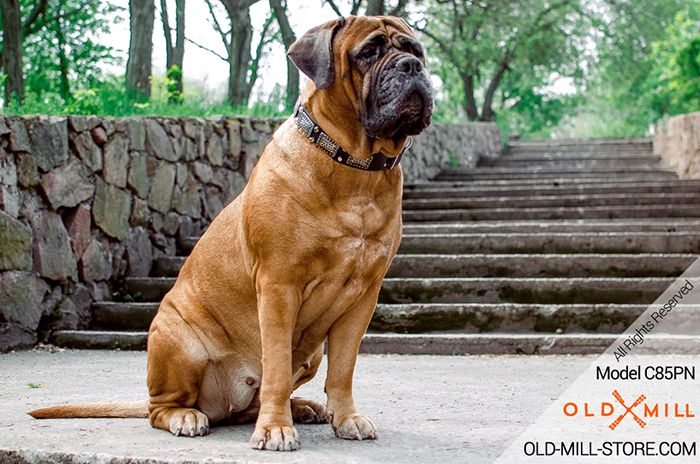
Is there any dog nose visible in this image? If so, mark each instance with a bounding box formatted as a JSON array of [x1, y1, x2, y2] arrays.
[[396, 56, 423, 75]]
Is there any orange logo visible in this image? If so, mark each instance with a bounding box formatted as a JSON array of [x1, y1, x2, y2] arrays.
[[609, 390, 646, 430]]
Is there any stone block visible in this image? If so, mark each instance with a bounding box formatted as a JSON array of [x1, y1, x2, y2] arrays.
[[7, 117, 31, 152], [92, 179, 131, 241], [79, 239, 112, 281], [0, 322, 36, 352], [193, 161, 213, 183], [0, 154, 17, 186], [0, 210, 32, 271], [169, 123, 183, 139], [87, 116, 101, 130], [130, 197, 150, 228], [0, 271, 50, 330], [204, 186, 225, 220], [72, 132, 103, 172], [68, 115, 88, 132], [227, 120, 241, 167], [30, 116, 69, 172], [16, 152, 39, 188], [183, 137, 197, 161], [146, 119, 178, 161], [39, 159, 95, 209], [103, 120, 116, 137], [207, 133, 224, 166], [125, 227, 152, 277], [172, 176, 202, 219], [0, 116, 10, 136], [183, 120, 198, 139], [32, 210, 77, 281], [129, 119, 146, 151], [91, 126, 108, 144], [55, 284, 91, 330], [163, 212, 181, 236], [148, 162, 176, 214], [0, 185, 20, 217], [103, 135, 129, 188], [176, 163, 188, 188], [64, 204, 91, 260], [128, 152, 150, 199]]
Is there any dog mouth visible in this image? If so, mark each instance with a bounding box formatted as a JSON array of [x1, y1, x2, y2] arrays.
[[363, 64, 434, 140]]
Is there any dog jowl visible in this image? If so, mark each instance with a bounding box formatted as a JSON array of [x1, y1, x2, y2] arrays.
[[29, 16, 434, 452]]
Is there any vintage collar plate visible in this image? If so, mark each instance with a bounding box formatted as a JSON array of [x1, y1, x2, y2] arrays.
[[293, 100, 411, 171]]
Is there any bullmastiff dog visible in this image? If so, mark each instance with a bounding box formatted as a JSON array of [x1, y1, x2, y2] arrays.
[[30, 15, 433, 451]]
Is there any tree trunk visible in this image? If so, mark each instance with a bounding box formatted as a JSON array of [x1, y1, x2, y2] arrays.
[[160, 0, 186, 102], [54, 14, 71, 103], [126, 0, 155, 102], [269, 0, 298, 112], [481, 55, 510, 122], [460, 73, 479, 121], [224, 4, 254, 107], [1, 0, 24, 105], [366, 0, 384, 15]]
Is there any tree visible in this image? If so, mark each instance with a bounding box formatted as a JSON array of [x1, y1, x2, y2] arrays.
[[1, 0, 24, 104], [269, 0, 297, 111], [417, 0, 587, 122], [126, 0, 155, 102], [323, 0, 409, 16], [160, 0, 185, 103]]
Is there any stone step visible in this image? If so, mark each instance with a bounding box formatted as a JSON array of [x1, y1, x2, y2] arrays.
[[482, 153, 661, 164], [480, 158, 662, 168], [402, 192, 699, 210], [50, 330, 699, 355], [402, 219, 700, 234], [402, 204, 700, 222], [399, 232, 700, 254], [89, 302, 649, 333], [124, 276, 671, 304], [434, 167, 678, 181], [403, 181, 700, 199], [407, 177, 687, 189], [378, 277, 670, 304], [154, 253, 696, 279], [507, 137, 652, 150]]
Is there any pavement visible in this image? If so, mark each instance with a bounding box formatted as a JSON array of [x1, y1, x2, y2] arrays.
[[0, 349, 605, 464]]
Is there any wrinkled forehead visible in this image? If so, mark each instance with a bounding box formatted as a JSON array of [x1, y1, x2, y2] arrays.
[[334, 16, 417, 51]]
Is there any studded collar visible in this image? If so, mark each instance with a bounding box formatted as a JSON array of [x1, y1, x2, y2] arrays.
[[293, 100, 411, 171]]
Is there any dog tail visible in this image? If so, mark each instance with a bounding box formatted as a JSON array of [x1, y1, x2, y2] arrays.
[[28, 400, 149, 419]]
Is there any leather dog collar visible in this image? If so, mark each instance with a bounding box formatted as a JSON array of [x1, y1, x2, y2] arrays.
[[293, 100, 411, 171]]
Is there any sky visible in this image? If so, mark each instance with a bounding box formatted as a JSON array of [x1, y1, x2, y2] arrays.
[[104, 0, 344, 102]]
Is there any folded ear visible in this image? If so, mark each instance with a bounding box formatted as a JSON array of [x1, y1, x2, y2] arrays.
[[287, 18, 346, 90]]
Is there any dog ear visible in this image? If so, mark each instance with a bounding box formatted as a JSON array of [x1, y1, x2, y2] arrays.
[[288, 18, 345, 90]]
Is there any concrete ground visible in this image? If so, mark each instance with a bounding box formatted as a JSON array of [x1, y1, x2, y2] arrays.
[[0, 349, 671, 464]]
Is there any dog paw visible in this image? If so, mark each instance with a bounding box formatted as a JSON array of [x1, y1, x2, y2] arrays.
[[168, 408, 210, 437], [250, 424, 300, 451], [291, 398, 329, 424], [332, 413, 377, 440]]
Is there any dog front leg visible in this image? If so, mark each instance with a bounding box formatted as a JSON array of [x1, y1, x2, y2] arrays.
[[325, 282, 381, 441], [249, 281, 300, 451]]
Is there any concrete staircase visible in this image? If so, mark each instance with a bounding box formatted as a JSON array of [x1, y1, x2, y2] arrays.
[[53, 138, 700, 354]]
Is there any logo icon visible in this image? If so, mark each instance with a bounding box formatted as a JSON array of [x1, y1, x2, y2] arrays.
[[609, 390, 646, 430]]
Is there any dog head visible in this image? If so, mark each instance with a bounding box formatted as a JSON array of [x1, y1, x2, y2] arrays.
[[288, 16, 433, 142]]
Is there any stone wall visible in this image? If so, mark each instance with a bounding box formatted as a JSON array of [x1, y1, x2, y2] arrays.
[[0, 114, 501, 351], [654, 111, 700, 179]]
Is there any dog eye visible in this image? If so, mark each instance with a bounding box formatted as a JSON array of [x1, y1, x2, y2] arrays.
[[359, 45, 380, 61]]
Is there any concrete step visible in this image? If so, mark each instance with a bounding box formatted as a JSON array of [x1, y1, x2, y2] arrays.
[[402, 192, 699, 210], [155, 253, 696, 279], [434, 167, 678, 181], [402, 180, 700, 199], [378, 277, 670, 304], [481, 153, 661, 165], [480, 158, 662, 169], [406, 177, 687, 189], [402, 204, 700, 222], [50, 330, 698, 355], [399, 232, 700, 254], [88, 301, 650, 334], [124, 276, 671, 304], [404, 219, 700, 234]]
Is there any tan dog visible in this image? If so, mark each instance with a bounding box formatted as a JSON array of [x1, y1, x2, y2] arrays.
[[30, 15, 433, 451]]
